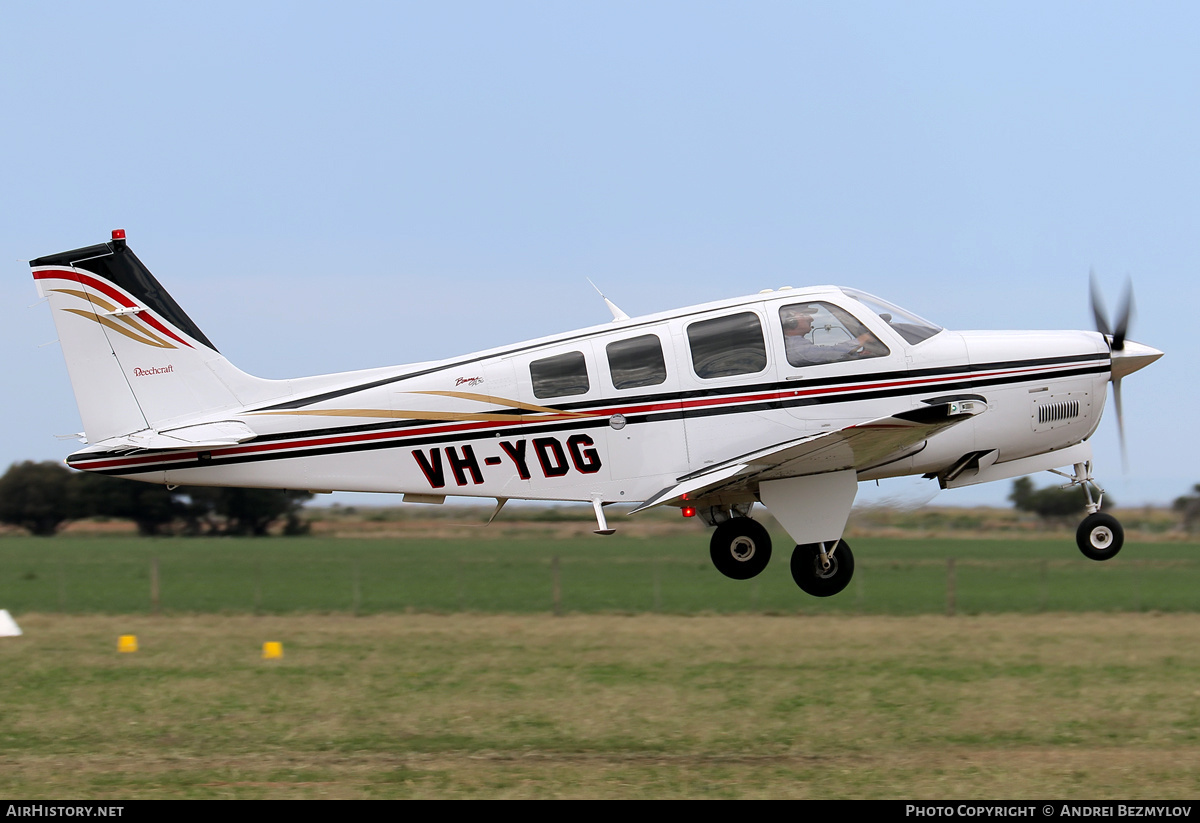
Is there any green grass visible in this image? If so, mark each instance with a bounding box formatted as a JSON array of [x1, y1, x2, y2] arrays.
[[6, 530, 1200, 799], [1, 533, 1198, 615], [4, 613, 1200, 798]]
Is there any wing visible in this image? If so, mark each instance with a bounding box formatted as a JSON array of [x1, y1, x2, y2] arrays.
[[630, 400, 983, 513]]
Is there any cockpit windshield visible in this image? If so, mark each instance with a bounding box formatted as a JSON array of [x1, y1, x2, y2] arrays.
[[843, 289, 942, 346]]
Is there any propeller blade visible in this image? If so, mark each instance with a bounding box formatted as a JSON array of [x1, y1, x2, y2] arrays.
[[1089, 270, 1112, 339], [1112, 279, 1135, 352], [1090, 273, 1144, 472]]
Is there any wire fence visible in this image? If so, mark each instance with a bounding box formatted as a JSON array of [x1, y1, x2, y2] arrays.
[[3, 555, 1199, 615]]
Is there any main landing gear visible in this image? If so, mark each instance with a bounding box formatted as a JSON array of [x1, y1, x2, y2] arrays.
[[790, 540, 855, 597], [709, 518, 772, 580], [1051, 460, 1125, 561], [705, 513, 857, 596]]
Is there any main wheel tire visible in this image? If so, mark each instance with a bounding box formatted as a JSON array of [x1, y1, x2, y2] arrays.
[[1076, 512, 1124, 561], [790, 540, 855, 597], [709, 519, 772, 580]]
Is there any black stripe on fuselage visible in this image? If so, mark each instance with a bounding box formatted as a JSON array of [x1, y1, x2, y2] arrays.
[[240, 351, 1109, 446], [253, 344, 1106, 413], [78, 352, 1106, 458], [72, 356, 1108, 476]]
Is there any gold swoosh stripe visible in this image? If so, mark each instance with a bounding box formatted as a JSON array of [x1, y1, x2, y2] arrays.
[[250, 408, 592, 424], [62, 309, 175, 349], [411, 390, 591, 417], [52, 289, 176, 349], [250, 390, 601, 424]]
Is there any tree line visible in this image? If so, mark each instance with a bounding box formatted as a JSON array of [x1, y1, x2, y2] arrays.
[[1010, 476, 1200, 533], [0, 461, 311, 536]]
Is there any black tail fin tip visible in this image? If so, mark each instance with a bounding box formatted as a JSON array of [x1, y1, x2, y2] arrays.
[[31, 230, 217, 352]]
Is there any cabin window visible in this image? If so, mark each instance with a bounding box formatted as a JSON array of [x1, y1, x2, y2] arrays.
[[607, 334, 667, 390], [778, 301, 889, 367], [530, 351, 590, 399], [687, 312, 768, 379]]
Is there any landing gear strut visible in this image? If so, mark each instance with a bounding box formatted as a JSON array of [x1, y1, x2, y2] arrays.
[[709, 518, 772, 580], [790, 540, 855, 597], [1051, 461, 1124, 561]]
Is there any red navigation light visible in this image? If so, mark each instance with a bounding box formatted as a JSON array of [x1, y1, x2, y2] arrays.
[[681, 506, 696, 518], [111, 229, 126, 241]]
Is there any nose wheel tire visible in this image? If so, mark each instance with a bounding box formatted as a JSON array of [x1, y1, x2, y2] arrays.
[[709, 518, 772, 580], [790, 540, 855, 597], [1076, 512, 1124, 561]]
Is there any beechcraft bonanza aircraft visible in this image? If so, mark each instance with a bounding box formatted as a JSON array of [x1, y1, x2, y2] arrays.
[[30, 230, 1163, 596]]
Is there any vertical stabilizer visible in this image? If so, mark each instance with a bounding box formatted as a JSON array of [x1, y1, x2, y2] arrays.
[[31, 230, 267, 444]]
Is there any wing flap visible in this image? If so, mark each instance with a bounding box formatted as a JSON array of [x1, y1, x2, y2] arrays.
[[631, 401, 981, 513]]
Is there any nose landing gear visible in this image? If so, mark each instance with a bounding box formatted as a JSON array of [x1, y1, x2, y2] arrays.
[[1050, 461, 1124, 561], [1076, 512, 1124, 560]]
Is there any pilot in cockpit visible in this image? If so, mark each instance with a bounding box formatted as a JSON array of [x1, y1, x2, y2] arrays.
[[781, 304, 876, 366]]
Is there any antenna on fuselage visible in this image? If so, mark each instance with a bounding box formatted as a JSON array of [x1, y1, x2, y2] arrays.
[[586, 278, 630, 322]]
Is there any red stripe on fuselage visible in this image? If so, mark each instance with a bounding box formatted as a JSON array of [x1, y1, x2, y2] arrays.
[[69, 358, 1101, 473]]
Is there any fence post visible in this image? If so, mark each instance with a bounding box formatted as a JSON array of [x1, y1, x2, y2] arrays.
[[552, 556, 562, 616], [352, 559, 361, 616], [946, 557, 956, 617], [151, 556, 160, 616]]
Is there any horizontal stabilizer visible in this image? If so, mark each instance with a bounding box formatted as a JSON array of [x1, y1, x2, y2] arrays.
[[96, 421, 257, 451]]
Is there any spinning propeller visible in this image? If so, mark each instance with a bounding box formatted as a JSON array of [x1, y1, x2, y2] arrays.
[[1089, 271, 1134, 355], [1089, 273, 1161, 471]]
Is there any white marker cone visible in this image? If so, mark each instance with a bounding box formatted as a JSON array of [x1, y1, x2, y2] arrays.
[[0, 610, 22, 637]]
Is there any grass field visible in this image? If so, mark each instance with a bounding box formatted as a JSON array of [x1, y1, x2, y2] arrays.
[[3, 532, 1200, 798], [3, 612, 1200, 799], [2, 533, 1199, 615]]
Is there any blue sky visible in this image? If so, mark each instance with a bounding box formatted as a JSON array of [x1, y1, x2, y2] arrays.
[[3, 1, 1196, 509]]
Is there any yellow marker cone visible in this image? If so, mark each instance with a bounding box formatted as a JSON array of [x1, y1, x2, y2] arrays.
[[262, 641, 283, 660], [118, 635, 138, 653]]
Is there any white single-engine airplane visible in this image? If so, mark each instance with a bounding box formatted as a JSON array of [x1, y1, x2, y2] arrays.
[[30, 230, 1163, 596]]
